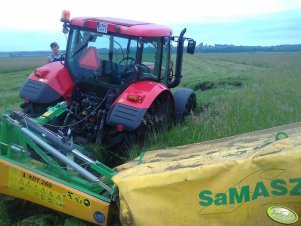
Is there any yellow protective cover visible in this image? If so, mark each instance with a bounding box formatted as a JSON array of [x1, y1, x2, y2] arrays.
[[0, 160, 112, 225], [113, 123, 301, 226]]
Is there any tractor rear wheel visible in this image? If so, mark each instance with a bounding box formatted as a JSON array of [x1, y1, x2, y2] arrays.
[[102, 94, 174, 166], [142, 94, 174, 134], [183, 92, 196, 116]]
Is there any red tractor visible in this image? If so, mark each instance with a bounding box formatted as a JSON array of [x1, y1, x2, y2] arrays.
[[19, 11, 196, 156]]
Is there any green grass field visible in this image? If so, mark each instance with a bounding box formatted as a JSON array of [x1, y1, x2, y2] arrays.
[[129, 52, 301, 158], [0, 57, 46, 113], [1, 52, 301, 225]]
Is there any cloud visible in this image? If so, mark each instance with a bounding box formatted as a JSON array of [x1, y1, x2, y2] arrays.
[[173, 10, 301, 46], [0, 8, 300, 50], [0, 30, 67, 51], [1, 0, 301, 30]]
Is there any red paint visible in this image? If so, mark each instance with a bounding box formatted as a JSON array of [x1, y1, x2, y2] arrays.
[[28, 62, 73, 102], [114, 81, 170, 109], [70, 17, 172, 37], [34, 67, 49, 78], [116, 124, 124, 132]]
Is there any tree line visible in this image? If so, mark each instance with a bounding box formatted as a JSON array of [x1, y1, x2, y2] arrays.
[[192, 44, 301, 53], [1, 44, 301, 58]]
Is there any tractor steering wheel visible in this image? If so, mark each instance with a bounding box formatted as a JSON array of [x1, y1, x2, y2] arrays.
[[119, 57, 135, 68]]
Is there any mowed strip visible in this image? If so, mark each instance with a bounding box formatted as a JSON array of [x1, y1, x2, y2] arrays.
[[0, 70, 29, 112], [0, 56, 45, 112]]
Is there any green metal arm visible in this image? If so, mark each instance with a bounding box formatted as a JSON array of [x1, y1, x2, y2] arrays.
[[0, 111, 117, 202]]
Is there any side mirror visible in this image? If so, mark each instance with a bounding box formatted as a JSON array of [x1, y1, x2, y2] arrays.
[[187, 39, 196, 54]]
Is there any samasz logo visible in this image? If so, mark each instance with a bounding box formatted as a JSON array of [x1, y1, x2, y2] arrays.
[[199, 178, 301, 207]]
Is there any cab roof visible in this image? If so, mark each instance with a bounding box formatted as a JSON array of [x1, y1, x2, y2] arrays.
[[70, 17, 173, 37]]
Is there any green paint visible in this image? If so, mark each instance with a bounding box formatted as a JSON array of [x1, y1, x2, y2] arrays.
[[275, 131, 288, 141], [214, 193, 227, 206], [0, 112, 115, 204], [34, 101, 67, 125], [229, 185, 250, 204], [289, 178, 301, 196], [271, 179, 288, 196], [252, 181, 270, 200], [199, 190, 212, 207]]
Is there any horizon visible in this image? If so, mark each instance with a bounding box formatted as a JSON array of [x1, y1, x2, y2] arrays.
[[1, 43, 301, 54], [0, 0, 301, 51]]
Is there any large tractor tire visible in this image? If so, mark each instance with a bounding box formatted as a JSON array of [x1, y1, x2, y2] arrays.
[[142, 93, 174, 133], [102, 93, 174, 166], [173, 88, 196, 121], [183, 92, 196, 116]]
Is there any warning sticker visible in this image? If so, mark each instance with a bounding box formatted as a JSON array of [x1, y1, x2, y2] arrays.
[[42, 110, 53, 118], [8, 168, 63, 208], [66, 190, 91, 208]]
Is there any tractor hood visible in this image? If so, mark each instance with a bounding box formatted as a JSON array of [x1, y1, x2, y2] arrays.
[[20, 62, 73, 103]]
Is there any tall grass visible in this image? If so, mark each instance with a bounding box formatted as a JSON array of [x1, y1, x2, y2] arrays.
[[128, 52, 301, 155], [1, 53, 301, 153]]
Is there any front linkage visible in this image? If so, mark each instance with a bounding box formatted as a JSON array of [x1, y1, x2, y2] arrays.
[[0, 105, 118, 225]]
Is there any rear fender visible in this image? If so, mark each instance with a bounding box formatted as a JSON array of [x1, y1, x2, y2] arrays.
[[106, 81, 172, 131], [19, 62, 73, 104]]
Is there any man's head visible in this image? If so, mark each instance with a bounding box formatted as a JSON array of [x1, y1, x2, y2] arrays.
[[50, 42, 59, 54]]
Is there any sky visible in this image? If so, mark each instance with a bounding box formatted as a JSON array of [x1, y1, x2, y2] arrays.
[[0, 0, 300, 51]]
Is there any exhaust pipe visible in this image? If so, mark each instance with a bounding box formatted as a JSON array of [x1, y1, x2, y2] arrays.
[[168, 28, 186, 88]]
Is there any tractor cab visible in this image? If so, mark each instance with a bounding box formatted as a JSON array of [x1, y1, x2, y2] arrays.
[[67, 28, 164, 87], [62, 11, 196, 95]]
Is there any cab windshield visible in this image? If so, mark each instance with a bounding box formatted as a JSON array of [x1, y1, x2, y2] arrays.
[[66, 28, 161, 88]]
